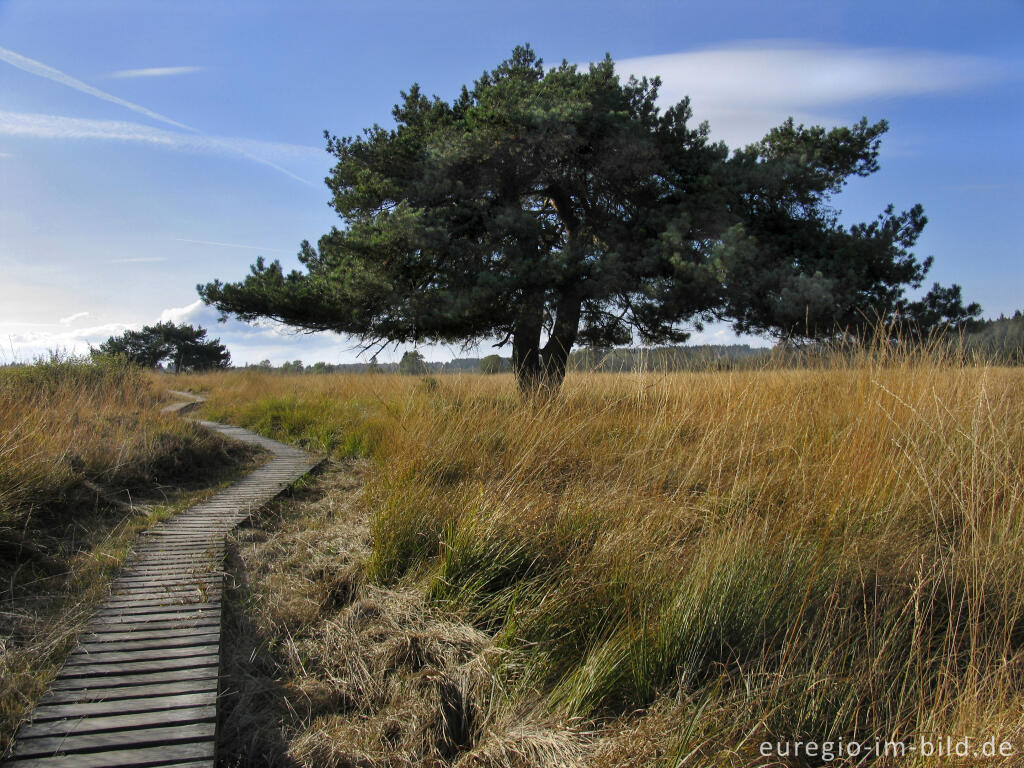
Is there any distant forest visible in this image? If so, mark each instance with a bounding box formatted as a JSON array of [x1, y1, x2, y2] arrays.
[[239, 313, 1024, 374]]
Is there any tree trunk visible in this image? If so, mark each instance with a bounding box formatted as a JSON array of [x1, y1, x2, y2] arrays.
[[513, 193, 586, 397], [511, 287, 583, 398], [539, 286, 583, 395], [511, 295, 544, 396]]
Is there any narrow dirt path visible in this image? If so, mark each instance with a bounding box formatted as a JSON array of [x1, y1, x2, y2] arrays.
[[3, 393, 320, 767]]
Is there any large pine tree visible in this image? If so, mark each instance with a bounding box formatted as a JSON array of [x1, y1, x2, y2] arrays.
[[199, 45, 975, 394]]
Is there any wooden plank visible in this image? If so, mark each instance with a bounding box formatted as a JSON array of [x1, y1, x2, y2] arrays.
[[113, 573, 216, 582], [12, 722, 213, 757], [99, 599, 214, 613], [31, 692, 217, 722], [113, 561, 219, 573], [88, 605, 218, 621], [104, 589, 218, 599], [121, 562, 216, 571], [82, 622, 220, 639], [85, 616, 219, 632], [106, 587, 219, 598], [65, 644, 219, 666], [102, 593, 215, 608], [103, 589, 220, 602], [100, 585, 216, 598], [58, 654, 219, 677], [109, 579, 222, 589], [96, 598, 219, 611], [114, 575, 215, 584], [133, 542, 220, 549], [97, 600, 218, 611], [130, 550, 219, 558], [5, 740, 214, 766], [112, 574, 218, 584], [99, 596, 218, 610], [129, 548, 220, 555], [93, 602, 219, 619], [125, 553, 217, 560], [83, 622, 220, 638], [48, 665, 219, 692], [79, 626, 218, 644], [38, 679, 217, 705], [18, 705, 216, 739], [76, 632, 220, 654]]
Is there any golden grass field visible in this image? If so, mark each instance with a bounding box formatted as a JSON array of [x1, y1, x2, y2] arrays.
[[2, 349, 1021, 765], [164, 347, 1024, 767]]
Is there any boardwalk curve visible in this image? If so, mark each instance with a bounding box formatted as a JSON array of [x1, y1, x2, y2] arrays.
[[4, 392, 320, 767]]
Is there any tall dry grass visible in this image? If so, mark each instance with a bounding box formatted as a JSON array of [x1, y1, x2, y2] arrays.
[[1, 356, 261, 754], [1, 356, 246, 533], [179, 345, 1024, 766]]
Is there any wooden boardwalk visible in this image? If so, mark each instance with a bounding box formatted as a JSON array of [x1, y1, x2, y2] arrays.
[[4, 393, 320, 767]]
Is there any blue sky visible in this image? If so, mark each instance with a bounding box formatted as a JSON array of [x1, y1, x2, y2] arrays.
[[1, 0, 1021, 365]]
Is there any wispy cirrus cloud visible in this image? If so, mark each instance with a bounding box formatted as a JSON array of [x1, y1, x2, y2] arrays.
[[616, 41, 1010, 147], [108, 66, 203, 79], [58, 311, 89, 325], [0, 46, 194, 132], [0, 111, 321, 185]]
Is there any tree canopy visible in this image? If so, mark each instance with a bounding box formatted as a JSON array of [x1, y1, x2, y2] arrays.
[[199, 45, 978, 393], [95, 321, 231, 373]]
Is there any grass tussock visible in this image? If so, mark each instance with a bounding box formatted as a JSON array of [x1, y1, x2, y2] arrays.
[[182, 342, 1024, 767], [0, 356, 264, 753]]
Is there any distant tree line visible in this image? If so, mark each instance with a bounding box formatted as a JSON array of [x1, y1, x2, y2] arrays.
[[235, 314, 1024, 375], [105, 312, 1015, 377], [240, 352, 512, 374], [964, 312, 1024, 363], [570, 344, 768, 372]]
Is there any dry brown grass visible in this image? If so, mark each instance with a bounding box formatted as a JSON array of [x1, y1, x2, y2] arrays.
[[0, 357, 264, 753], [181, 345, 1024, 767]]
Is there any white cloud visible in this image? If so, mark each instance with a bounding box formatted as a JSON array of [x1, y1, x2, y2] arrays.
[[155, 300, 358, 364], [0, 111, 321, 185], [58, 311, 89, 325], [109, 66, 203, 79], [615, 41, 1008, 147], [111, 257, 167, 263], [159, 301, 303, 338], [158, 299, 207, 325], [0, 46, 194, 132], [0, 321, 132, 362]]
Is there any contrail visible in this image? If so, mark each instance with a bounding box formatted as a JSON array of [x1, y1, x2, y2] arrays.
[[0, 46, 195, 132], [0, 111, 317, 186], [109, 66, 204, 79], [172, 237, 291, 253], [0, 48, 319, 186]]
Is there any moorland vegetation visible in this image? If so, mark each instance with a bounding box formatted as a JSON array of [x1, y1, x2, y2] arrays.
[[168, 340, 1024, 766], [0, 356, 260, 752]]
